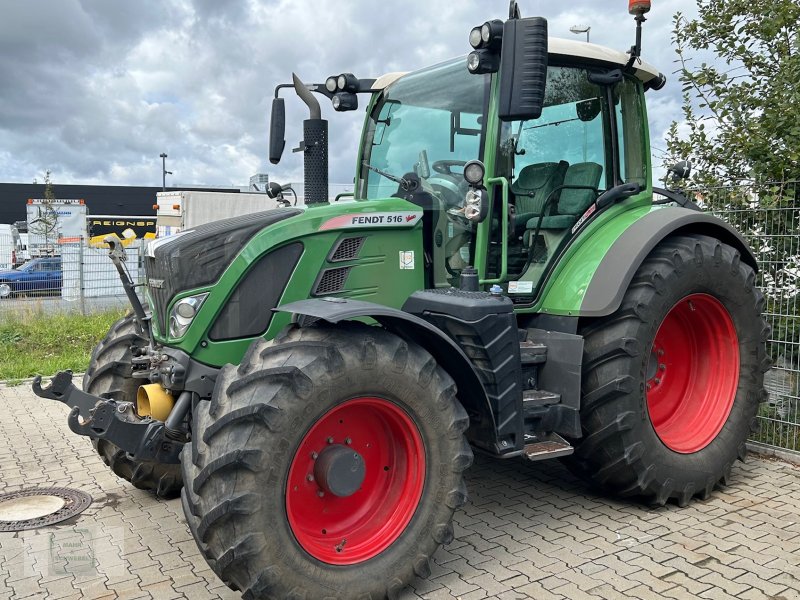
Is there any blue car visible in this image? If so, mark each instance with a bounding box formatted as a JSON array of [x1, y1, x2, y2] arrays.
[[0, 257, 62, 298]]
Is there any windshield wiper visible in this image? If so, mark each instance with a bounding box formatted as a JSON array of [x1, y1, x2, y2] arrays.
[[363, 162, 411, 191]]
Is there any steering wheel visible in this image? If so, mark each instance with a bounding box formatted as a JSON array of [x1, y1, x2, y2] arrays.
[[432, 159, 468, 176]]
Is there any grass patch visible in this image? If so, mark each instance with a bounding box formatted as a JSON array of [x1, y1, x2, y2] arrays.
[[0, 309, 126, 381]]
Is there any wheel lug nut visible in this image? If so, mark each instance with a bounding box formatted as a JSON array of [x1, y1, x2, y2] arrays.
[[659, 364, 666, 371], [306, 474, 314, 482], [654, 377, 661, 385], [657, 349, 664, 356], [646, 384, 651, 391], [317, 491, 325, 498], [311, 451, 318, 460], [345, 437, 352, 445], [327, 437, 334, 444]]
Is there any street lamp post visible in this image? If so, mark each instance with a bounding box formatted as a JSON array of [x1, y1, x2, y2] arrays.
[[160, 153, 173, 191], [569, 25, 591, 42]]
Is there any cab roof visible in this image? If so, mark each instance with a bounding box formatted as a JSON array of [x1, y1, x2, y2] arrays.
[[372, 37, 661, 89]]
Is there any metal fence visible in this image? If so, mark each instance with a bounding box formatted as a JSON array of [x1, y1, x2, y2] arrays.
[[0, 236, 143, 319], [707, 181, 800, 456]]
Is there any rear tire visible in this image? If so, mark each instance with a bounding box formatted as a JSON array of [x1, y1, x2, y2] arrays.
[[182, 323, 472, 599], [567, 235, 770, 506], [84, 314, 183, 498]]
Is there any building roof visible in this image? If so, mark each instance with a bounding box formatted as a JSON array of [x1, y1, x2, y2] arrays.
[[0, 183, 240, 225]]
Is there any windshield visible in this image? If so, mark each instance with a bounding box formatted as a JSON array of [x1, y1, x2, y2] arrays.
[[359, 58, 489, 201]]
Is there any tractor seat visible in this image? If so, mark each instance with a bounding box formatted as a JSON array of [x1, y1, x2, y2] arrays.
[[526, 162, 603, 231], [511, 161, 568, 233]]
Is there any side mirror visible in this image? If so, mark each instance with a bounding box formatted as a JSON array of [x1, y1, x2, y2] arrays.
[[266, 182, 283, 199], [269, 97, 286, 165], [668, 160, 691, 181], [498, 17, 548, 122]]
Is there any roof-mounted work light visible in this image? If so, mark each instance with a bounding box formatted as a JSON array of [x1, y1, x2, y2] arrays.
[[467, 50, 500, 74], [467, 18, 503, 74], [469, 20, 503, 50], [332, 92, 358, 112], [480, 19, 504, 50], [336, 73, 359, 93]]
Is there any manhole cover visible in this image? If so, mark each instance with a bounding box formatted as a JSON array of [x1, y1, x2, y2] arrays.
[[0, 488, 92, 531]]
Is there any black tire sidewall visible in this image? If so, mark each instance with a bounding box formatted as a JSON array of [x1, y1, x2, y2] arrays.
[[629, 251, 760, 476]]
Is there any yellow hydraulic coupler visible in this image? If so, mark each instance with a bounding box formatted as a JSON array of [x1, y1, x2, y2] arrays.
[[136, 384, 174, 421]]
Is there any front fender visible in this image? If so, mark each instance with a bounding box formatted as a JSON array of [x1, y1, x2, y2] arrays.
[[275, 298, 504, 455]]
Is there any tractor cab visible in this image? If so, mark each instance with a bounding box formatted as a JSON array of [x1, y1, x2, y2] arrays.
[[356, 37, 660, 300]]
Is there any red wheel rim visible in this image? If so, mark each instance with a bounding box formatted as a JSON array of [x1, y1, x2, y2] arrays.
[[285, 397, 426, 564], [646, 293, 739, 453]]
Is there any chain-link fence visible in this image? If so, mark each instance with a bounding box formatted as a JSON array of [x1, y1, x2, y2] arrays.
[[704, 180, 800, 457], [0, 236, 143, 319]]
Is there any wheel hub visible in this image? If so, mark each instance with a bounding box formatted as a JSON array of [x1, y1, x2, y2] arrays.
[[646, 294, 739, 453], [314, 444, 366, 498], [286, 397, 426, 565]]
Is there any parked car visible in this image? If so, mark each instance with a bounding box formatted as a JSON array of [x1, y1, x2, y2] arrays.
[[0, 257, 62, 298]]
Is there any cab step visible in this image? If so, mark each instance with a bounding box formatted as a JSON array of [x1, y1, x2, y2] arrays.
[[523, 432, 574, 461], [522, 389, 560, 409], [519, 340, 547, 365]]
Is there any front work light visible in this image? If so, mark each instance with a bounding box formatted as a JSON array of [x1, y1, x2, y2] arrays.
[[463, 160, 486, 186], [325, 76, 338, 93]]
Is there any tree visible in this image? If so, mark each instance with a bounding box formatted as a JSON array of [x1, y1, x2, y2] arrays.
[[665, 0, 800, 191], [29, 170, 60, 252]]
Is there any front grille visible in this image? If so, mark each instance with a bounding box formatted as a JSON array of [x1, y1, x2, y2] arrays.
[[329, 237, 365, 262], [314, 267, 351, 296]]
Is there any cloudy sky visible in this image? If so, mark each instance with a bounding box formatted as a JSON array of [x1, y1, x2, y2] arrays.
[[0, 0, 699, 189]]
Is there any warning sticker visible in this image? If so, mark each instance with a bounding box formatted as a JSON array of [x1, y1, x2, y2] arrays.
[[508, 280, 534, 294], [319, 211, 422, 231], [399, 251, 415, 270]]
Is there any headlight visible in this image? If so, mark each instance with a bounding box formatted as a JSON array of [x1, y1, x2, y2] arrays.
[[169, 293, 208, 338], [464, 189, 488, 223]]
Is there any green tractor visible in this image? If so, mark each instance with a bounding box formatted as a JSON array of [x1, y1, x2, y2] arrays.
[[34, 1, 769, 597]]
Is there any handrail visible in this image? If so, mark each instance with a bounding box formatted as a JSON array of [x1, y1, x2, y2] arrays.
[[480, 176, 509, 284]]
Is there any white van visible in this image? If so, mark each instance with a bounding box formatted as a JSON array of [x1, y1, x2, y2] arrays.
[[0, 225, 22, 270]]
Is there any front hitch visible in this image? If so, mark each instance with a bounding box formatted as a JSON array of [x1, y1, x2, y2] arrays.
[[32, 370, 183, 464]]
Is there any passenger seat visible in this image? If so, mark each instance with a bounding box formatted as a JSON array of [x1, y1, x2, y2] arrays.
[[528, 162, 603, 231]]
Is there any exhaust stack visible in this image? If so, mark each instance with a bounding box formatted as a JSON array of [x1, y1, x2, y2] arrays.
[[292, 73, 329, 205]]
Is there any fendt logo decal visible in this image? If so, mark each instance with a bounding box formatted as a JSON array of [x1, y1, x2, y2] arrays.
[[319, 211, 423, 231]]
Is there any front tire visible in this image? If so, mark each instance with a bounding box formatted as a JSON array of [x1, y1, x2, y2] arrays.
[[84, 314, 183, 498], [568, 235, 770, 506], [182, 323, 472, 599]]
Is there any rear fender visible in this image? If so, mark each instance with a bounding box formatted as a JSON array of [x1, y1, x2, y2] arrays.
[[538, 206, 757, 317], [274, 299, 503, 454]]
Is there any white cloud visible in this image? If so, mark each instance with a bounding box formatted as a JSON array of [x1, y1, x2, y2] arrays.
[[0, 0, 701, 188]]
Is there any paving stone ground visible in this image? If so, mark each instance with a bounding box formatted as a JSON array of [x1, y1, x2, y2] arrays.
[[1, 383, 799, 600]]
